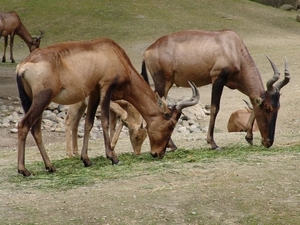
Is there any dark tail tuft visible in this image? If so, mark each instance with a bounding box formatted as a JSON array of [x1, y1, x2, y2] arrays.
[[16, 74, 31, 113], [141, 60, 150, 85]]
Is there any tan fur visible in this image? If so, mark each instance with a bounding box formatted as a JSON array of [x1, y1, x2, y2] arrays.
[[0, 11, 44, 63], [227, 110, 258, 132], [16, 38, 199, 176], [65, 98, 147, 157], [142, 29, 290, 149]]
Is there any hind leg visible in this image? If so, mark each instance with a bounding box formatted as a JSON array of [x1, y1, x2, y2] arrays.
[[17, 90, 53, 176], [31, 116, 56, 173]]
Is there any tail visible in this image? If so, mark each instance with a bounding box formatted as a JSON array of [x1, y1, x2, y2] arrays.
[[16, 74, 32, 113], [141, 59, 150, 85]]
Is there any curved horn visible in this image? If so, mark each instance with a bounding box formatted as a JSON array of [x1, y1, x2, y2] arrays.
[[176, 81, 199, 112], [265, 55, 280, 93], [37, 30, 45, 40], [242, 99, 253, 110], [275, 57, 290, 91]]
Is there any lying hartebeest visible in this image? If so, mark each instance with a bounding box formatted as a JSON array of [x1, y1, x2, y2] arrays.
[[65, 98, 147, 157], [141, 29, 290, 149], [227, 100, 258, 132], [16, 37, 199, 176], [0, 11, 44, 63]]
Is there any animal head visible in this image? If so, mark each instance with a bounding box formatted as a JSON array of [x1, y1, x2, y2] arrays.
[[30, 30, 44, 51], [253, 56, 290, 148], [227, 100, 258, 133], [148, 81, 199, 158], [128, 122, 147, 155]]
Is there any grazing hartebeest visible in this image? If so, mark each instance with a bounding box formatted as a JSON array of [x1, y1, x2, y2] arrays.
[[65, 98, 147, 157], [141, 29, 290, 149], [16, 37, 199, 176], [227, 100, 258, 132], [0, 11, 44, 63]]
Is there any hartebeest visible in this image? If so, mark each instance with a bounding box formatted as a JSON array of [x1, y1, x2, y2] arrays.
[[227, 100, 258, 132], [16, 37, 199, 176], [65, 98, 147, 157], [0, 11, 44, 63], [141, 29, 290, 149]]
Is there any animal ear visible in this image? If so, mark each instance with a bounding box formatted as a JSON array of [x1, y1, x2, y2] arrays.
[[254, 97, 263, 106], [155, 93, 171, 114]]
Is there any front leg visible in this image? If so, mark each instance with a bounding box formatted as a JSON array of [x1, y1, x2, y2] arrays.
[[81, 93, 99, 167], [207, 70, 228, 149], [100, 93, 119, 164], [9, 34, 15, 63], [245, 110, 256, 145]]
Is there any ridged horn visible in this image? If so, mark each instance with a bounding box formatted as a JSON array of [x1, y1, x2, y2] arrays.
[[175, 81, 199, 112], [265, 55, 280, 93], [274, 57, 290, 91]]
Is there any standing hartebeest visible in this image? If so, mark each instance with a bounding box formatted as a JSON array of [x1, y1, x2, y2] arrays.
[[65, 98, 147, 157], [227, 100, 258, 132], [141, 29, 290, 149], [0, 11, 44, 63], [16, 37, 199, 176]]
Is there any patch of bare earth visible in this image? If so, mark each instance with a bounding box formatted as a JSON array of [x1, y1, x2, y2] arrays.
[[0, 35, 299, 224]]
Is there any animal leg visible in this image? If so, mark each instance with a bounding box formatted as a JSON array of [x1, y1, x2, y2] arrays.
[[207, 70, 228, 149], [245, 110, 256, 145], [31, 116, 56, 173], [72, 102, 87, 156], [65, 100, 87, 157], [100, 93, 119, 164], [2, 36, 7, 62], [110, 121, 123, 150], [81, 93, 99, 167], [17, 91, 53, 176], [9, 34, 15, 63], [167, 138, 177, 151]]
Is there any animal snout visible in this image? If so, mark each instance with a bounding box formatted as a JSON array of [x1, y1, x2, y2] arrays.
[[261, 138, 273, 148], [150, 151, 165, 159]]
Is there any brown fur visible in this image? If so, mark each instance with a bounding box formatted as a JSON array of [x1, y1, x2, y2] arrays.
[[141, 29, 290, 149], [0, 11, 44, 63], [16, 38, 199, 176]]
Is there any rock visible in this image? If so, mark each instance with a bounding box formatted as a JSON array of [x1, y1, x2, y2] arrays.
[[280, 4, 294, 11]]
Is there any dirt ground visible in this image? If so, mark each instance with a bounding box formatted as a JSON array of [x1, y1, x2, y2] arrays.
[[0, 35, 300, 224]]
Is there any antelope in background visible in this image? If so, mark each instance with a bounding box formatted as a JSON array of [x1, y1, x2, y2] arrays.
[[65, 98, 147, 157], [0, 11, 44, 63], [16, 37, 199, 176], [141, 29, 290, 149], [227, 100, 258, 132]]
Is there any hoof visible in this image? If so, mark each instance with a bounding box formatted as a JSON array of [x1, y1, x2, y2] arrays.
[[212, 146, 222, 151], [18, 169, 31, 177], [46, 166, 56, 173], [113, 160, 122, 166], [82, 158, 93, 167], [245, 137, 253, 145], [111, 158, 119, 165]]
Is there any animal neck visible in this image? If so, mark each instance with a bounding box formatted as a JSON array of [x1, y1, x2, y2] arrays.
[[122, 72, 165, 125], [239, 56, 266, 100], [16, 22, 35, 50]]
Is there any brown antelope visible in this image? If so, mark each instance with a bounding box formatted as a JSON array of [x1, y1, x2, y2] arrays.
[[65, 98, 147, 157], [0, 11, 44, 63], [141, 29, 290, 149], [16, 37, 199, 176], [227, 100, 258, 132]]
